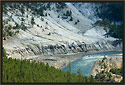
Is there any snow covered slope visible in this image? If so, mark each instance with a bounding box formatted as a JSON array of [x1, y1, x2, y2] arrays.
[[2, 2, 121, 59]]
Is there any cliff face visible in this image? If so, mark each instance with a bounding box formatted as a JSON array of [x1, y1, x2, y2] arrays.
[[4, 37, 121, 59], [3, 2, 122, 59]]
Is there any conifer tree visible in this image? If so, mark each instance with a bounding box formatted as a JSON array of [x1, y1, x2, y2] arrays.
[[70, 16, 73, 21], [77, 69, 83, 82], [31, 16, 35, 26], [67, 62, 72, 82]]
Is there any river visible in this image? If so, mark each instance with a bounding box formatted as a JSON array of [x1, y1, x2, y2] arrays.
[[61, 51, 122, 77]]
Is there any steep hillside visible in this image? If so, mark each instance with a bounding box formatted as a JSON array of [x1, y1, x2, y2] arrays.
[[73, 2, 100, 22], [2, 2, 122, 59]]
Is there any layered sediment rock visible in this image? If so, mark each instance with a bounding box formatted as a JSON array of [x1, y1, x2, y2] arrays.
[[5, 39, 122, 59]]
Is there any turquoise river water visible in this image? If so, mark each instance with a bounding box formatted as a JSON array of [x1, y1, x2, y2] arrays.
[[62, 51, 122, 76]]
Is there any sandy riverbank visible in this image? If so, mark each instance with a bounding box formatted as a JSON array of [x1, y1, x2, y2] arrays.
[[26, 50, 122, 69], [27, 52, 84, 69]]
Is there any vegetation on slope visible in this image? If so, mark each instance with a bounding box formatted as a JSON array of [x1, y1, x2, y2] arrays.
[[2, 48, 103, 83], [2, 2, 68, 40], [94, 57, 123, 82], [95, 68, 123, 83], [95, 2, 123, 39], [3, 48, 122, 83], [110, 68, 123, 76], [3, 2, 123, 40], [3, 47, 7, 57], [3, 56, 103, 83]]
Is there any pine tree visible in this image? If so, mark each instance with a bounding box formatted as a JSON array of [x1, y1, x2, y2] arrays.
[[67, 62, 72, 82], [39, 8, 44, 16], [20, 6, 24, 16], [70, 10, 72, 16], [90, 75, 94, 82], [45, 13, 47, 16], [75, 21, 77, 25], [31, 16, 35, 26], [77, 69, 83, 82], [70, 16, 73, 21], [66, 10, 69, 16], [69, 62, 72, 73], [77, 19, 79, 22], [58, 15, 60, 18], [21, 18, 24, 22]]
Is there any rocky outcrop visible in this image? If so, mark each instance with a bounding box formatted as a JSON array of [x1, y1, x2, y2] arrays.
[[91, 57, 122, 82]]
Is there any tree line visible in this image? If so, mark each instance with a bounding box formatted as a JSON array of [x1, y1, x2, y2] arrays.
[[95, 2, 123, 39], [2, 47, 102, 83]]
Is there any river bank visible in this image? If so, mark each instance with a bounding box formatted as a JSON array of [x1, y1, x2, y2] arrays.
[[27, 50, 122, 69]]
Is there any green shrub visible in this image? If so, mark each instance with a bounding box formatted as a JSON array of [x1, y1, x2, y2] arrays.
[[58, 15, 60, 18], [41, 17, 44, 21], [31, 16, 35, 25], [69, 16, 73, 21], [21, 18, 24, 22], [15, 30, 19, 33], [45, 13, 47, 16], [48, 32, 51, 35], [75, 22, 77, 25], [8, 31, 12, 36], [37, 24, 39, 27], [77, 19, 79, 22], [45, 27, 48, 29], [8, 25, 12, 30], [110, 68, 122, 75]]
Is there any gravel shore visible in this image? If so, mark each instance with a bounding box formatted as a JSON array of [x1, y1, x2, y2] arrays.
[[26, 50, 122, 69]]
